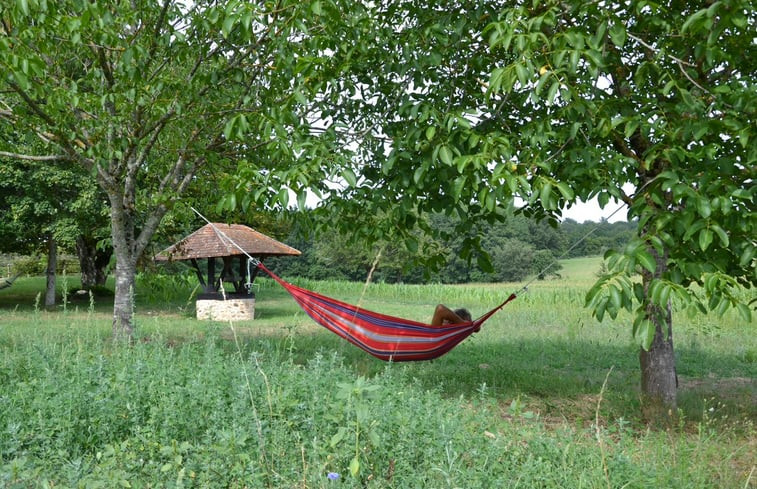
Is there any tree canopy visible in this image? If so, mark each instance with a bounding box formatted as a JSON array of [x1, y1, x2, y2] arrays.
[[0, 0, 362, 336], [270, 0, 756, 418]]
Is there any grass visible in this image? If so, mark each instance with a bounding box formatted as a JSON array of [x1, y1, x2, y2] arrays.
[[0, 257, 755, 488]]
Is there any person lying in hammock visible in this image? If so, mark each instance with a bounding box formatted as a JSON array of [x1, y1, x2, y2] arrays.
[[432, 304, 475, 330]]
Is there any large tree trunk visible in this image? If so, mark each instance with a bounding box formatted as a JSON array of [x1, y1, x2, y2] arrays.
[[639, 246, 678, 424], [109, 190, 139, 341], [106, 182, 169, 341], [112, 258, 136, 340], [45, 235, 57, 309], [76, 235, 111, 288]]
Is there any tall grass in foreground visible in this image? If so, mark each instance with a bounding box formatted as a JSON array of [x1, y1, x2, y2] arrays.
[[0, 327, 753, 488], [0, 256, 755, 487]]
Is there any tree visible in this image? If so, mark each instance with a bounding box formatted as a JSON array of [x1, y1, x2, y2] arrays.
[[481, 0, 755, 421], [290, 0, 754, 421], [0, 149, 75, 306], [1, 0, 357, 339]]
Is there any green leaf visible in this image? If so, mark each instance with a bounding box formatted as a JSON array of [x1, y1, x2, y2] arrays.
[[311, 0, 322, 15], [594, 296, 607, 322], [342, 168, 357, 187], [222, 15, 236, 38], [223, 117, 236, 141], [546, 81, 559, 104], [624, 119, 639, 139], [277, 188, 289, 208], [739, 245, 755, 267], [661, 80, 675, 96], [296, 191, 307, 210], [17, 0, 29, 15], [413, 165, 425, 184], [696, 197, 711, 218], [349, 456, 360, 477], [405, 236, 418, 253], [438, 145, 453, 165], [555, 182, 574, 200], [515, 62, 529, 86], [636, 249, 656, 273], [451, 176, 466, 199], [636, 319, 655, 350], [425, 126, 436, 141], [489, 67, 507, 93], [736, 303, 752, 322], [681, 9, 707, 34], [477, 252, 493, 273], [609, 285, 621, 311], [609, 24, 626, 47], [592, 21, 607, 47], [569, 50, 580, 73], [698, 228, 713, 251], [539, 181, 553, 209], [597, 191, 609, 209], [330, 427, 347, 447], [711, 224, 729, 247]]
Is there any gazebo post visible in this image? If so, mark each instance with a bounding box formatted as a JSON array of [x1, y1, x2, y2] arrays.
[[238, 255, 245, 285], [207, 257, 216, 294], [190, 259, 206, 288]]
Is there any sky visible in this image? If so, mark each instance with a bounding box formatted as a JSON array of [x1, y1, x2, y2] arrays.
[[303, 184, 632, 223], [561, 197, 628, 223]]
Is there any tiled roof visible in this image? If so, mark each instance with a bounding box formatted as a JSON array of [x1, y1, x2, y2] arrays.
[[154, 223, 301, 261]]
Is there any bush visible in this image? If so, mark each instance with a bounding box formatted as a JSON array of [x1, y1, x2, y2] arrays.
[[7, 254, 81, 276], [532, 249, 563, 279], [11, 255, 45, 275]]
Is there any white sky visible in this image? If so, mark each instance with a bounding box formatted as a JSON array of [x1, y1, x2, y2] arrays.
[[561, 197, 628, 223]]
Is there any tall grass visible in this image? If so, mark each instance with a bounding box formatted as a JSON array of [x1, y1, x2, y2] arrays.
[[0, 257, 754, 487]]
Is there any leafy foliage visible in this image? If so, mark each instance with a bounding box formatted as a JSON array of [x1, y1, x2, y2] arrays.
[[0, 0, 379, 335]]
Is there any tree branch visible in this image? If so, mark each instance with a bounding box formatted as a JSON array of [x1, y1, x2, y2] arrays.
[[627, 32, 696, 68], [143, 0, 172, 75], [0, 151, 68, 162], [6, 80, 95, 170]]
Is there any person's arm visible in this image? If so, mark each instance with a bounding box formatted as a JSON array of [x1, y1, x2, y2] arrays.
[[431, 304, 467, 326]]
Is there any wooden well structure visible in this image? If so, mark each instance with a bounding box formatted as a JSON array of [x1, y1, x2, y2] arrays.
[[154, 223, 300, 320]]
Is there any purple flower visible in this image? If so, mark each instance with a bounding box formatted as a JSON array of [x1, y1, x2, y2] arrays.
[[327, 472, 340, 480]]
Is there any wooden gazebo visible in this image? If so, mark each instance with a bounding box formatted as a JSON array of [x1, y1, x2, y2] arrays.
[[154, 223, 300, 320]]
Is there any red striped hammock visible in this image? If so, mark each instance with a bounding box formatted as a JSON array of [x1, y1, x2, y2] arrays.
[[258, 262, 517, 362]]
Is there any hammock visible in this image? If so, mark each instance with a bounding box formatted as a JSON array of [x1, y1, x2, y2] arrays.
[[257, 262, 517, 362], [0, 274, 19, 290]]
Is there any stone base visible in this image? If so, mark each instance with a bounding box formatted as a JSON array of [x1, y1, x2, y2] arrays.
[[196, 297, 255, 321]]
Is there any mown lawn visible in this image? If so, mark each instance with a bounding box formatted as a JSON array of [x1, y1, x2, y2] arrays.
[[0, 257, 755, 488]]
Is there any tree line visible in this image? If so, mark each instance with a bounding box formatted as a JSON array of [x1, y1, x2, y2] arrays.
[[269, 213, 636, 284]]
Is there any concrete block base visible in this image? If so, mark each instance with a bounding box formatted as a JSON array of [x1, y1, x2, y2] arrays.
[[196, 297, 255, 321]]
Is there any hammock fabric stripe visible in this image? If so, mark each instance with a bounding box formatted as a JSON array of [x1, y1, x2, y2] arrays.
[[258, 263, 517, 362]]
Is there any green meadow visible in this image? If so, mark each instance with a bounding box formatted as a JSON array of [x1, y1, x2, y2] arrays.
[[1, 256, 755, 488]]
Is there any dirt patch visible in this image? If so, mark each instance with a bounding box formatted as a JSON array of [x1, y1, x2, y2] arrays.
[[679, 375, 756, 400]]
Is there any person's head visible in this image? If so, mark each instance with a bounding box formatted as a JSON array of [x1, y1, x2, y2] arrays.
[[454, 308, 472, 322]]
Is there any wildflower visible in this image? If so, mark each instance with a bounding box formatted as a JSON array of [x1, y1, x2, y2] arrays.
[[327, 472, 340, 480]]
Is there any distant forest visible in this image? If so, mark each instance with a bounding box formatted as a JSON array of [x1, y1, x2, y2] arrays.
[[268, 214, 636, 284]]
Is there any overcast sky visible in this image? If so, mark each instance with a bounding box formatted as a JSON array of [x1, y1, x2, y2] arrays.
[[561, 197, 628, 223]]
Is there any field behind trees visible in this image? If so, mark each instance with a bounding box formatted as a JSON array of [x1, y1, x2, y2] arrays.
[[1, 257, 755, 488]]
